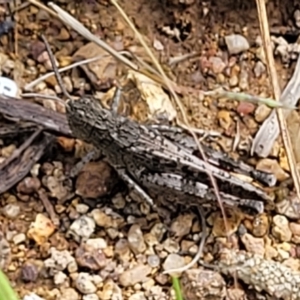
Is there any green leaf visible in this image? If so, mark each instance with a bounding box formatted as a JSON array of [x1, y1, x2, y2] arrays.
[[0, 270, 19, 300], [172, 276, 183, 300]]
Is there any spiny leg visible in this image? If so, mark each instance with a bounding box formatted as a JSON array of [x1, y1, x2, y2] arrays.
[[149, 124, 276, 187], [149, 124, 220, 139], [116, 166, 155, 207], [69, 149, 100, 178], [138, 170, 264, 214]]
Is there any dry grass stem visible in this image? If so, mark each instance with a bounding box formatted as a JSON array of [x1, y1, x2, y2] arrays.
[[255, 0, 300, 199]]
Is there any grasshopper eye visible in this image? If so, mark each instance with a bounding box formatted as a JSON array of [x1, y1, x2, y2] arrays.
[[75, 109, 86, 118]]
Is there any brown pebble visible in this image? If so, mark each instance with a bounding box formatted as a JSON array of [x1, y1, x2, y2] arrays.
[[75, 244, 107, 271], [30, 40, 46, 61], [49, 232, 69, 251], [36, 50, 50, 64], [17, 177, 41, 194], [57, 27, 70, 41], [252, 213, 269, 237], [115, 239, 130, 262], [217, 110, 233, 131], [16, 193, 30, 202], [256, 159, 289, 182], [155, 273, 169, 285], [254, 104, 271, 123], [56, 137, 75, 152], [236, 102, 255, 116], [211, 210, 242, 237], [295, 246, 300, 258], [41, 162, 54, 176], [21, 262, 39, 282], [75, 161, 118, 199]]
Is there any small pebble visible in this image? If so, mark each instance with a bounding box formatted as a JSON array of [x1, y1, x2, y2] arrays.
[[57, 28, 70, 41], [181, 240, 196, 252], [106, 228, 119, 239], [217, 110, 233, 131], [21, 262, 39, 282], [86, 238, 107, 249], [82, 294, 99, 300], [67, 260, 78, 273], [252, 213, 269, 237], [23, 293, 45, 300], [290, 222, 300, 243], [75, 203, 89, 214], [115, 238, 131, 262], [68, 216, 96, 242], [75, 273, 97, 294], [60, 288, 79, 300], [150, 223, 167, 242], [241, 233, 265, 256], [225, 34, 250, 55], [91, 209, 116, 228], [142, 278, 155, 291], [0, 235, 10, 269], [119, 264, 152, 287], [17, 177, 40, 194], [112, 193, 126, 209], [236, 102, 255, 116], [147, 255, 160, 268], [128, 293, 147, 300], [272, 215, 292, 242], [181, 269, 226, 300], [239, 62, 249, 90], [98, 279, 114, 299], [27, 214, 56, 245], [1, 144, 16, 157], [170, 214, 195, 238], [54, 271, 67, 285], [36, 9, 50, 21], [294, 9, 300, 28], [229, 74, 239, 87], [163, 254, 185, 276], [209, 56, 226, 74], [128, 224, 146, 254], [277, 248, 290, 260], [44, 247, 75, 271], [253, 61, 266, 77], [13, 233, 26, 245], [256, 159, 289, 182], [163, 238, 180, 253], [254, 104, 271, 123], [2, 204, 20, 219], [75, 244, 106, 271]]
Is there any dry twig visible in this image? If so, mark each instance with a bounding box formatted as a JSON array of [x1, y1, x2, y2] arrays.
[[255, 0, 300, 199]]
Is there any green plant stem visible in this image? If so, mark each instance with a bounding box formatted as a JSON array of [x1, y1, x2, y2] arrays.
[[0, 270, 19, 300], [172, 276, 183, 300]]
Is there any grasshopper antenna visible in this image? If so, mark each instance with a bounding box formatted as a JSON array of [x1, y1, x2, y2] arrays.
[[41, 35, 72, 101]]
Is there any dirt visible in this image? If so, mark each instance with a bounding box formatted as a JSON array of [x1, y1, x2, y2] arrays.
[[1, 0, 300, 299]]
